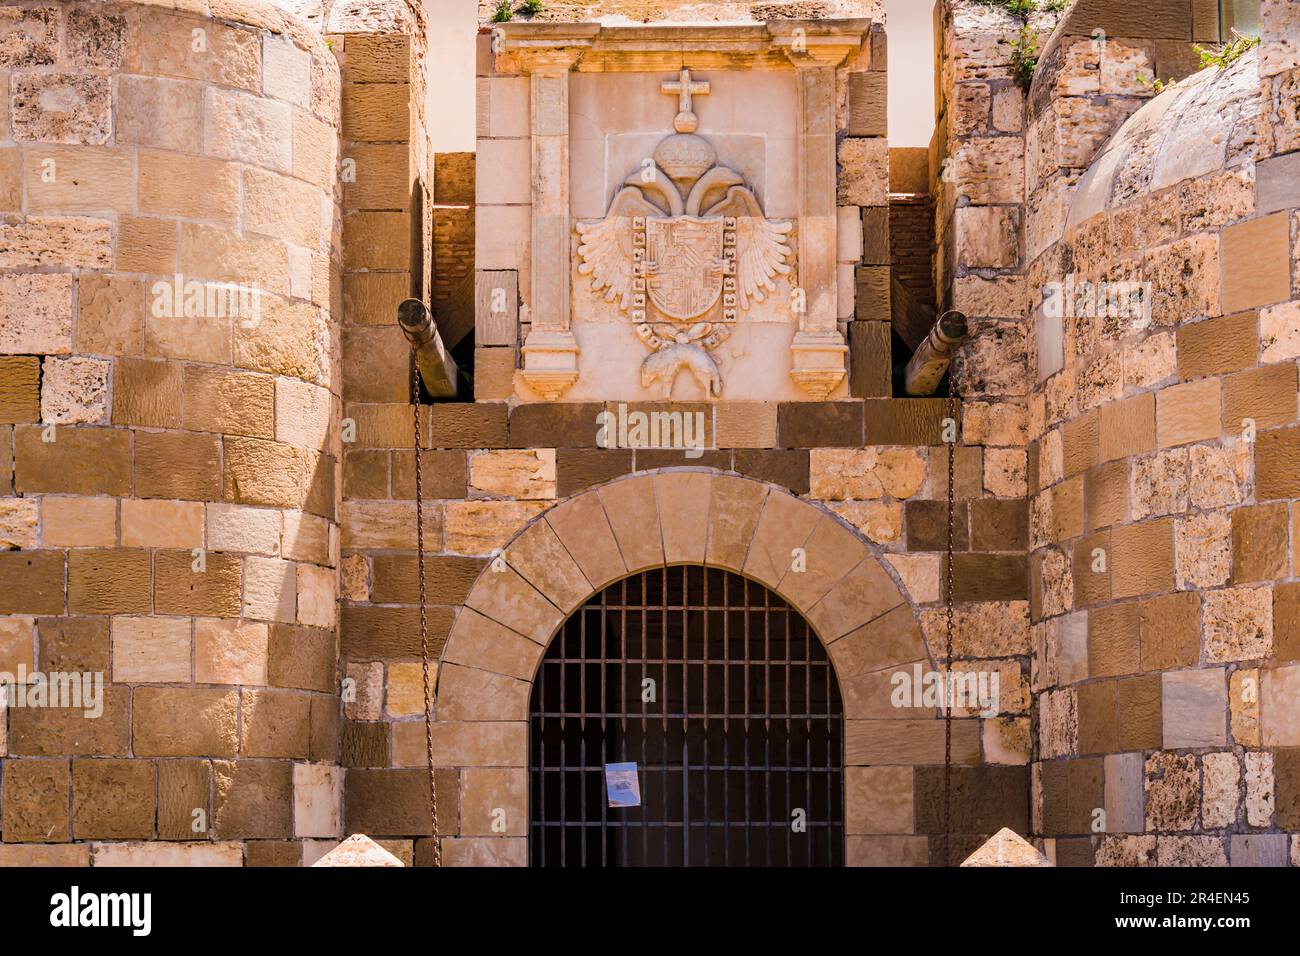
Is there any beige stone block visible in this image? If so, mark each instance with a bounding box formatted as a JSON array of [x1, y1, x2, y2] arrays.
[[117, 74, 202, 152], [0, 273, 74, 354], [263, 36, 312, 108], [0, 498, 38, 551], [715, 401, 776, 447], [120, 498, 204, 549], [42, 497, 115, 548], [885, 553, 940, 604], [293, 110, 335, 191], [1231, 667, 1260, 747], [281, 510, 329, 565], [293, 763, 342, 839], [475, 205, 530, 271], [139, 150, 240, 222], [204, 87, 292, 173], [244, 166, 326, 248], [845, 764, 914, 835], [1162, 668, 1227, 748], [1204, 585, 1272, 662], [1156, 377, 1221, 447], [275, 376, 332, 451], [91, 842, 243, 867], [243, 555, 297, 623], [340, 500, 437, 550], [444, 500, 547, 555], [468, 449, 555, 500], [177, 222, 289, 298], [464, 563, 561, 646], [39, 355, 109, 425], [428, 721, 526, 768], [0, 615, 34, 673], [11, 73, 110, 145], [206, 503, 281, 556], [112, 616, 191, 683], [475, 139, 530, 205], [195, 617, 268, 686], [810, 447, 926, 500], [443, 608, 543, 682], [386, 661, 432, 718], [117, 216, 178, 274], [23, 147, 133, 214], [1260, 300, 1300, 363], [75, 275, 143, 356], [1261, 662, 1300, 746], [1221, 212, 1291, 312], [296, 562, 335, 628]]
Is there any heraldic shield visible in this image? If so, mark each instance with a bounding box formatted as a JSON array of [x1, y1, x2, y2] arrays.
[[643, 216, 727, 321]]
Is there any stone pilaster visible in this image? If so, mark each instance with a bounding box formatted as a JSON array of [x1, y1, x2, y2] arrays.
[[777, 36, 860, 400], [516, 47, 586, 400]]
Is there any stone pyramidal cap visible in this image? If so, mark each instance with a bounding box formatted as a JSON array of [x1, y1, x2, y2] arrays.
[[311, 834, 405, 867], [960, 828, 1052, 867]]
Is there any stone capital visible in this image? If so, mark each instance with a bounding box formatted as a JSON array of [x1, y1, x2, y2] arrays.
[[519, 328, 580, 401], [789, 330, 849, 400]]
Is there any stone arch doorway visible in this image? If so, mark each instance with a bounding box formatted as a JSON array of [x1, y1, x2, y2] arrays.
[[529, 564, 845, 867], [434, 471, 949, 867]]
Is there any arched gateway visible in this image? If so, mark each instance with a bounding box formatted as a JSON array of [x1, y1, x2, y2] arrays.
[[434, 471, 946, 867]]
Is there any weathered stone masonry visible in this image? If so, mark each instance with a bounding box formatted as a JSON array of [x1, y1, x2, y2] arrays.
[[1, 0, 1297, 867]]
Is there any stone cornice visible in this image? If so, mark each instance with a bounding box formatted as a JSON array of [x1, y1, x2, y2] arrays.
[[490, 19, 873, 73]]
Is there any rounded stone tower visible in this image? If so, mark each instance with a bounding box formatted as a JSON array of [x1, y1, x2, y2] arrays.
[[0, 0, 342, 864]]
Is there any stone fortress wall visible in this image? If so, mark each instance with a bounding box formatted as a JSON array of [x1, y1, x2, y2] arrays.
[[935, 0, 1300, 865], [0, 0, 344, 864], [0, 0, 1295, 867]]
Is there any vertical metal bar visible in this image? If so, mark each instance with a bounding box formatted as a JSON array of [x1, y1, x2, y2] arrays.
[[599, 583, 608, 866], [764, 583, 773, 867], [661, 567, 669, 867], [619, 577, 629, 867], [784, 602, 793, 866], [702, 566, 709, 864], [722, 568, 730, 868]]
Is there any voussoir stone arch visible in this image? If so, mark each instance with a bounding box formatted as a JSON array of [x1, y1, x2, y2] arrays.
[[429, 469, 967, 865], [432, 467, 949, 750]]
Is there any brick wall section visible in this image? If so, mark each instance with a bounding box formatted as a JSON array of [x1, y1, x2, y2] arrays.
[[889, 193, 935, 315], [1025, 0, 1300, 867], [0, 0, 342, 867]]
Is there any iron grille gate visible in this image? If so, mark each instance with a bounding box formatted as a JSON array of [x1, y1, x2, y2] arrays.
[[529, 565, 845, 867]]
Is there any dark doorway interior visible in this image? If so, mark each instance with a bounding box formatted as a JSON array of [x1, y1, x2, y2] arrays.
[[529, 565, 845, 867]]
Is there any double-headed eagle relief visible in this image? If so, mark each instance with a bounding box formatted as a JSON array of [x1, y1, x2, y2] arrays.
[[576, 69, 795, 398]]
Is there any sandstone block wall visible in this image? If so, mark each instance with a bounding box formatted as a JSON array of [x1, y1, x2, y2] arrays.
[[0, 0, 343, 867], [1022, 0, 1300, 867]]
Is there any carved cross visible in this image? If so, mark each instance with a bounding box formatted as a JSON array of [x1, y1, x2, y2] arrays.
[[661, 68, 710, 114], [661, 69, 709, 132]]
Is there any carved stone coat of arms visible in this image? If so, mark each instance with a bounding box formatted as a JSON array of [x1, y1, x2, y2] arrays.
[[575, 69, 795, 398]]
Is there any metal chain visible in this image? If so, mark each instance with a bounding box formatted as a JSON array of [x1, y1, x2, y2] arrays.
[[413, 360, 441, 867], [943, 370, 957, 867]]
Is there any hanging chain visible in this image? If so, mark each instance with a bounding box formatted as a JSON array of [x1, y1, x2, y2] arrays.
[[943, 368, 957, 867], [413, 360, 441, 867]]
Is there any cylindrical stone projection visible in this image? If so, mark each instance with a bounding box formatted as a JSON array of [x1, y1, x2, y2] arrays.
[[0, 0, 342, 865]]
